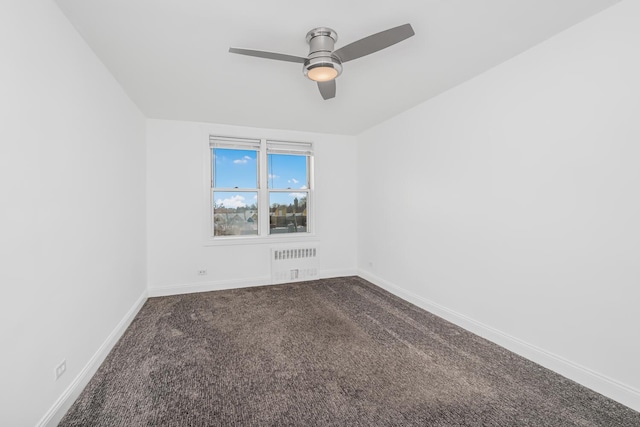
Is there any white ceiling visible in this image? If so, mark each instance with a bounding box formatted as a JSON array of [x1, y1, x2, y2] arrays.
[[56, 0, 620, 135]]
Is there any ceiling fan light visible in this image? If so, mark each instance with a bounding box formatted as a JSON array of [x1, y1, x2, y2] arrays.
[[304, 56, 343, 82], [307, 66, 339, 82]]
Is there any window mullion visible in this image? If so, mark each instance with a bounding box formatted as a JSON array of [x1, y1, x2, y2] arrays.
[[258, 139, 269, 237]]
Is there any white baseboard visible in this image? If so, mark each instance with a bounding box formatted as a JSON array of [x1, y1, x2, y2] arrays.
[[37, 290, 148, 427], [319, 268, 358, 279], [148, 276, 272, 297], [148, 269, 358, 298], [358, 269, 640, 412]]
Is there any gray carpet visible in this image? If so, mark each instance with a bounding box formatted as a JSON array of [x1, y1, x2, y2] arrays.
[[60, 276, 640, 426]]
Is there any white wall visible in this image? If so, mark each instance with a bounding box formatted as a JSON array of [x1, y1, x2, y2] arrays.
[[147, 119, 357, 295], [0, 1, 147, 425], [357, 0, 640, 411]]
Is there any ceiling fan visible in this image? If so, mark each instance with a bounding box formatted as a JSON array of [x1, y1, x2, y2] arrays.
[[229, 23, 415, 100]]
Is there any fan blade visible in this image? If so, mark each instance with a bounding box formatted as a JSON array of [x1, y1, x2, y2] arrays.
[[333, 23, 414, 63], [318, 80, 336, 100], [229, 48, 306, 64]]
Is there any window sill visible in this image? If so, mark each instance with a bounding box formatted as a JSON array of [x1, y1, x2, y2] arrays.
[[203, 233, 319, 247]]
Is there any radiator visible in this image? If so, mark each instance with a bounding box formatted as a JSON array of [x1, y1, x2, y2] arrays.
[[271, 245, 319, 284]]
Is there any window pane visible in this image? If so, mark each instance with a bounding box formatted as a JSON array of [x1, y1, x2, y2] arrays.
[[267, 154, 308, 189], [269, 192, 308, 234], [213, 191, 258, 236], [213, 148, 257, 189]]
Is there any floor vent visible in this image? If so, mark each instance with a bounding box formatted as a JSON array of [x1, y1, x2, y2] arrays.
[[271, 246, 319, 284]]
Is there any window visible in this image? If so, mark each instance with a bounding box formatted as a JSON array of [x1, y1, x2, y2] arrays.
[[210, 136, 313, 239], [267, 141, 311, 235], [211, 138, 260, 237]]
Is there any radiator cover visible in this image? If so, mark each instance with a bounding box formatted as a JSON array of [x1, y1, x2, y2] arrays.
[[271, 245, 319, 284]]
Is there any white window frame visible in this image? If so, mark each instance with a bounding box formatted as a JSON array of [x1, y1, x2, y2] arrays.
[[204, 135, 315, 245]]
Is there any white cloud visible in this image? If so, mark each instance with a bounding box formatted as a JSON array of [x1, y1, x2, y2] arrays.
[[300, 185, 308, 190], [288, 192, 306, 199], [216, 195, 247, 209], [268, 174, 279, 179], [233, 156, 252, 164], [288, 178, 300, 184]]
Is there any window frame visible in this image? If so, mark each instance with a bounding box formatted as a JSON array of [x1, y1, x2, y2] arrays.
[[210, 138, 260, 237], [205, 135, 315, 244], [267, 140, 312, 236]]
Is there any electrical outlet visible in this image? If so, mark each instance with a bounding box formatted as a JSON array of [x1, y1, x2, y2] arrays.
[[55, 360, 66, 380], [197, 269, 207, 276]]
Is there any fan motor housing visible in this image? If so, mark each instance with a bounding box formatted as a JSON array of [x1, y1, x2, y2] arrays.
[[303, 27, 343, 80]]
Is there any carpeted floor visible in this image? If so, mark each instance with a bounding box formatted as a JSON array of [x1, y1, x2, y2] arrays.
[[60, 276, 640, 426]]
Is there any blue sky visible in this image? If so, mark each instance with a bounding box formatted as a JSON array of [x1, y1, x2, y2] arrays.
[[267, 153, 307, 190], [213, 149, 258, 189], [213, 148, 308, 209]]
